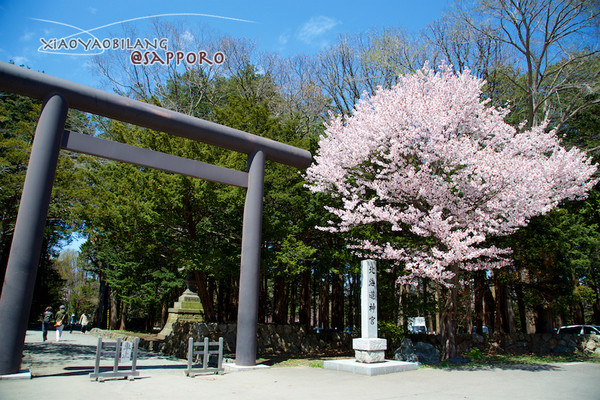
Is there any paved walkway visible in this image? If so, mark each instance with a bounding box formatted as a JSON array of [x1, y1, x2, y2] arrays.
[[1, 329, 600, 400]]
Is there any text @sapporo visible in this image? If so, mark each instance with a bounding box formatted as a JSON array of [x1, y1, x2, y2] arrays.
[[130, 50, 225, 66]]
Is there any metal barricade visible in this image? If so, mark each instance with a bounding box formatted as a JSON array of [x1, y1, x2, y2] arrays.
[[90, 337, 140, 381], [186, 337, 224, 376]]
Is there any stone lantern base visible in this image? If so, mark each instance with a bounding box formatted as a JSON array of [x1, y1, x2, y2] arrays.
[[157, 289, 204, 339]]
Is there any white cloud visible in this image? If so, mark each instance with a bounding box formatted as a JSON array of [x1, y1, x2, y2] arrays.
[[89, 7, 98, 14], [278, 30, 291, 46], [297, 16, 340, 44]]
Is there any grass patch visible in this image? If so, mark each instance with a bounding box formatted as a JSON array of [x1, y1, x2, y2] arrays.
[[104, 330, 160, 341], [257, 349, 352, 368], [270, 358, 324, 368], [258, 350, 600, 370]]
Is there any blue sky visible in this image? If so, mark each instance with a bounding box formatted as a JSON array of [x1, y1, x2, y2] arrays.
[[1, 0, 452, 252], [0, 0, 450, 89]]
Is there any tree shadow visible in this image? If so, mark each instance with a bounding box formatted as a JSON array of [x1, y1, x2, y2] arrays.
[[438, 363, 564, 372], [24, 341, 188, 378]]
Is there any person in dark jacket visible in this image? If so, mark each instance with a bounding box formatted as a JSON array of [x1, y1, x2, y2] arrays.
[[69, 313, 76, 333], [42, 306, 53, 342]]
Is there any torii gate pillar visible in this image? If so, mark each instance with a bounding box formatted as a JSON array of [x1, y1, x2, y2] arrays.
[[235, 149, 265, 366], [0, 94, 67, 373]]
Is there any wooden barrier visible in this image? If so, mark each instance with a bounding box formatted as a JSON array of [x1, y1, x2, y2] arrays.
[[90, 337, 140, 381], [186, 337, 224, 376]]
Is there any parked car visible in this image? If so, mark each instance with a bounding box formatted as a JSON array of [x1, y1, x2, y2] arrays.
[[410, 325, 427, 334], [556, 325, 600, 335]]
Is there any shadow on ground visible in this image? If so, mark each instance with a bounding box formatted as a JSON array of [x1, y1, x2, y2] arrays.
[[434, 363, 564, 372], [23, 341, 188, 378]]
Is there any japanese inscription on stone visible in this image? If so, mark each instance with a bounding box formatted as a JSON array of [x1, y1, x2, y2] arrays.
[[361, 259, 378, 338]]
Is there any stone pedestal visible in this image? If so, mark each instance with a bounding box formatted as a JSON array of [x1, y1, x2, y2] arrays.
[[323, 359, 417, 376], [353, 338, 387, 363], [157, 289, 203, 339]]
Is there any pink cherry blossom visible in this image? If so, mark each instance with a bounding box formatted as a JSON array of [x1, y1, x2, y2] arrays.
[[305, 64, 597, 286]]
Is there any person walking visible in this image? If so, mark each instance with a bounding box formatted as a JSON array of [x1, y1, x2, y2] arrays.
[[54, 305, 67, 341], [42, 306, 53, 342], [78, 312, 89, 334], [69, 313, 76, 333]]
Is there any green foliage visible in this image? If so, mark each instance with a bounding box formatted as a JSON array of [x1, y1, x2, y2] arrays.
[[378, 320, 405, 344], [464, 347, 483, 361], [54, 249, 99, 315]]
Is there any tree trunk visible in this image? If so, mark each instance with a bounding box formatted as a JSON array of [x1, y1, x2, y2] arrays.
[[434, 287, 441, 334], [348, 273, 355, 329], [161, 301, 169, 328], [223, 277, 238, 322], [591, 274, 600, 324], [349, 272, 360, 330], [517, 267, 536, 333], [593, 300, 600, 325], [474, 271, 485, 334], [506, 294, 517, 334], [535, 306, 554, 333], [515, 282, 527, 333], [396, 276, 403, 329], [331, 271, 344, 330], [312, 273, 317, 326], [97, 276, 110, 329], [109, 295, 119, 330], [572, 302, 585, 325], [273, 275, 289, 324], [397, 284, 404, 329], [145, 304, 153, 332], [119, 301, 127, 331], [194, 270, 216, 322], [208, 276, 216, 319], [319, 273, 330, 329], [299, 270, 311, 326], [441, 270, 460, 360], [493, 272, 508, 334], [259, 275, 268, 323], [289, 276, 297, 324], [484, 282, 496, 333], [355, 271, 361, 329]]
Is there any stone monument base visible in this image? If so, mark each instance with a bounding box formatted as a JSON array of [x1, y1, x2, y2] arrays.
[[353, 338, 387, 363], [323, 359, 417, 376], [157, 289, 204, 339]]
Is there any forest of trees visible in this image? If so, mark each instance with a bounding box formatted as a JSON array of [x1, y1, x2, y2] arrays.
[[1, 0, 599, 347]]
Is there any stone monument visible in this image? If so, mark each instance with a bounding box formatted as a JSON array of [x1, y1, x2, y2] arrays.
[[352, 259, 387, 363], [157, 289, 204, 339], [323, 259, 417, 375]]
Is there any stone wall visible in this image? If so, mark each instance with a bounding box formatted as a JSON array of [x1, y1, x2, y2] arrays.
[[90, 325, 600, 360], [407, 332, 600, 356], [155, 322, 354, 359]]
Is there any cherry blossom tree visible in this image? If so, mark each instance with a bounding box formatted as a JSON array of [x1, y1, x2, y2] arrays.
[[305, 64, 598, 359]]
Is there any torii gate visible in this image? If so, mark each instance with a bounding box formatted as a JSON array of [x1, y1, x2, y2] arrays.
[[0, 61, 312, 375]]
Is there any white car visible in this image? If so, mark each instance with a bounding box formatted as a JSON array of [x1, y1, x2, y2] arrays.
[[556, 325, 600, 335]]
